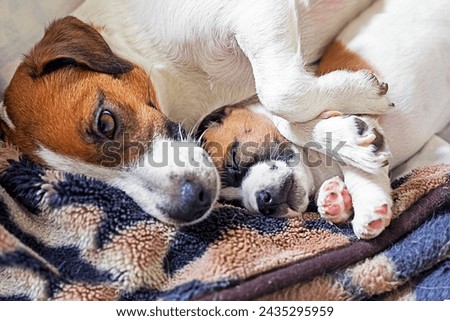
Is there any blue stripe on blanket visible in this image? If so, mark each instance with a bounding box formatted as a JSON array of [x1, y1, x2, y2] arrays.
[[414, 259, 450, 300], [0, 158, 45, 215], [0, 294, 30, 301], [385, 211, 450, 279]]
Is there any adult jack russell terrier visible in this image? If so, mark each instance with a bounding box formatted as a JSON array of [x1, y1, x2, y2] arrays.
[[0, 0, 389, 226], [198, 0, 450, 239]]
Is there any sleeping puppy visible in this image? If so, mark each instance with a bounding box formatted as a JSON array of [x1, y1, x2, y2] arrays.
[[198, 0, 450, 238], [198, 105, 392, 239]]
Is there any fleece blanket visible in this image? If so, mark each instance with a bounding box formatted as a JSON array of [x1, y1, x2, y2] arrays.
[[0, 144, 449, 301]]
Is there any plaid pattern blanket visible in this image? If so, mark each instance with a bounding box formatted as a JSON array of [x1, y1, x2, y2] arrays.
[[0, 144, 449, 301]]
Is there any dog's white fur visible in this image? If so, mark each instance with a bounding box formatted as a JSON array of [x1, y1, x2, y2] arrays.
[[73, 0, 390, 131], [225, 0, 450, 238]]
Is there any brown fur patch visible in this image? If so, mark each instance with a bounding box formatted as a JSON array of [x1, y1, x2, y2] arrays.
[[316, 40, 376, 75], [25, 16, 133, 77]]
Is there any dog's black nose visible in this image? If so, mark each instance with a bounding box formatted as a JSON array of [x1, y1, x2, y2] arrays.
[[169, 181, 212, 223], [256, 178, 292, 216], [256, 190, 283, 216]]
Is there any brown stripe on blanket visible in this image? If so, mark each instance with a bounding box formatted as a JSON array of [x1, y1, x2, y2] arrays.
[[169, 217, 349, 287], [0, 266, 50, 300], [198, 165, 450, 300], [3, 200, 104, 249], [392, 164, 450, 218], [340, 254, 398, 296], [53, 283, 119, 301], [86, 221, 175, 292], [0, 191, 61, 300], [0, 224, 20, 252]]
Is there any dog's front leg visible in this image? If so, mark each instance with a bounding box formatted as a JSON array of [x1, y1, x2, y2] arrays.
[[234, 1, 392, 123]]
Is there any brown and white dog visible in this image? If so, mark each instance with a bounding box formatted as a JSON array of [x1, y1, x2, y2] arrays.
[[0, 1, 392, 226], [198, 0, 450, 238], [0, 18, 219, 226]]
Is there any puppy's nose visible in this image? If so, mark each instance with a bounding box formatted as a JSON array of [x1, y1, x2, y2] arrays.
[[169, 181, 212, 223], [256, 190, 285, 216], [256, 178, 292, 216]]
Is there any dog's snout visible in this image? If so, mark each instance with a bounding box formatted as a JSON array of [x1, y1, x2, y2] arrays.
[[168, 180, 212, 223], [255, 177, 293, 216], [256, 189, 285, 215]]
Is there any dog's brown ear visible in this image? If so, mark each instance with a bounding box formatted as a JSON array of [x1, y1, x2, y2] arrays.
[[25, 16, 133, 77]]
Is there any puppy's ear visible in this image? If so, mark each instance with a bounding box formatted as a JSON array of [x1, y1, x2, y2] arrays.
[[25, 16, 133, 77], [195, 106, 233, 140]]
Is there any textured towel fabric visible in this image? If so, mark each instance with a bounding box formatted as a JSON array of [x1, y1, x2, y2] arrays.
[[0, 144, 449, 301]]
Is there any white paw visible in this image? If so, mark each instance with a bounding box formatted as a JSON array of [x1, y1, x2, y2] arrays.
[[313, 115, 391, 173], [350, 70, 394, 115], [351, 200, 392, 239], [317, 176, 353, 224]]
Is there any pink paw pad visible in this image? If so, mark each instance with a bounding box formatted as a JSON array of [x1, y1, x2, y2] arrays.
[[368, 219, 384, 230], [318, 177, 354, 224], [375, 204, 388, 215], [323, 190, 352, 216]]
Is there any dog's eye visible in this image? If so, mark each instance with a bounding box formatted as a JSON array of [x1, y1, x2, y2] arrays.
[[97, 110, 116, 139], [147, 100, 157, 109]]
